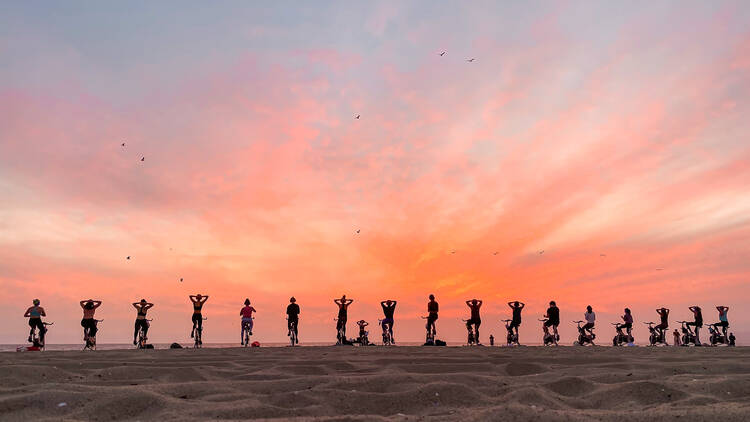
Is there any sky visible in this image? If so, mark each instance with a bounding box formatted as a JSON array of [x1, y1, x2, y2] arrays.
[[1, 1, 749, 346]]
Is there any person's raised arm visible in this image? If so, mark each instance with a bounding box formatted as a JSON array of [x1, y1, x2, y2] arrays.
[[201, 296, 209, 303], [519, 302, 525, 309], [24, 307, 31, 317], [392, 300, 397, 305], [466, 300, 472, 307], [381, 300, 387, 306], [507, 302, 514, 309], [80, 300, 87, 308], [93, 300, 102, 308], [145, 303, 154, 309], [40, 307, 46, 317], [189, 295, 197, 303], [132, 302, 139, 309], [334, 299, 341, 305], [347, 299, 354, 305], [477, 300, 483, 307]]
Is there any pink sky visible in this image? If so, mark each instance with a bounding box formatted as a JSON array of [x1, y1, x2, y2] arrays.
[[1, 2, 749, 345]]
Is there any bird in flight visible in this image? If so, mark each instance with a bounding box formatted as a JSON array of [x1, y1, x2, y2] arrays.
[[600, 254, 606, 257], [121, 142, 126, 147], [493, 252, 499, 255], [467, 58, 475, 62], [655, 268, 664, 271], [451, 250, 456, 254], [126, 256, 130, 260], [140, 157, 145, 162], [538, 250, 545, 255], [179, 278, 183, 282], [356, 229, 360, 234], [355, 114, 360, 119], [439, 51, 445, 56]]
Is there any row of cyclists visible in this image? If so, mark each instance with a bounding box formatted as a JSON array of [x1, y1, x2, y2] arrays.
[[22, 294, 734, 349]]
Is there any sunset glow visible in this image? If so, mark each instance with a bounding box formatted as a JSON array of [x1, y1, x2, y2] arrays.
[[1, 2, 749, 345]]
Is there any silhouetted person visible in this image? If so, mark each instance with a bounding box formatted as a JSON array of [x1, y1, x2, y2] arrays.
[[507, 301, 525, 337], [686, 306, 703, 345]]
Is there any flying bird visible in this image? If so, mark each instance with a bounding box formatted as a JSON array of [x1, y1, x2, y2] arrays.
[[121, 142, 126, 147], [538, 250, 545, 255], [140, 157, 145, 162], [493, 252, 499, 255], [439, 51, 445, 56], [179, 278, 183, 282], [355, 114, 360, 119], [126, 256, 130, 260], [655, 268, 664, 271], [600, 254, 606, 257], [467, 58, 475, 62], [451, 250, 456, 254]]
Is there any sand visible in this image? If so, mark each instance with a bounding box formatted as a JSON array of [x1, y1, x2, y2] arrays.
[[1, 346, 749, 421]]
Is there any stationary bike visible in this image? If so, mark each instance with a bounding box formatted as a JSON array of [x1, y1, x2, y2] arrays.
[[83, 319, 103, 350], [677, 320, 698, 346], [28, 322, 53, 350], [540, 319, 557, 345], [612, 323, 634, 346], [463, 319, 479, 345], [422, 316, 436, 345], [643, 322, 668, 346], [708, 323, 730, 346], [136, 319, 152, 349], [573, 321, 595, 346], [502, 319, 519, 346], [379, 319, 394, 346]]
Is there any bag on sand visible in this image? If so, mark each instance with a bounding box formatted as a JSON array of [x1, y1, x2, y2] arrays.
[[169, 343, 183, 349]]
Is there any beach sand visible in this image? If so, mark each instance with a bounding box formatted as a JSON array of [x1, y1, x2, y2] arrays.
[[1, 345, 749, 421]]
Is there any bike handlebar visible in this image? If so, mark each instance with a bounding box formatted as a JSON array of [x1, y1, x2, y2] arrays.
[[43, 322, 54, 326]]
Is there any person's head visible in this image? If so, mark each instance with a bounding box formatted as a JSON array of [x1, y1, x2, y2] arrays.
[[660, 307, 666, 312], [33, 299, 40, 306], [549, 300, 556, 307], [85, 300, 95, 310], [429, 294, 435, 301], [196, 294, 202, 299], [472, 299, 478, 305], [694, 306, 701, 311], [625, 308, 631, 314], [586, 305, 592, 312], [386, 299, 392, 305], [244, 298, 250, 306], [514, 301, 520, 307], [140, 299, 147, 304], [290, 297, 296, 303], [341, 294, 346, 300]]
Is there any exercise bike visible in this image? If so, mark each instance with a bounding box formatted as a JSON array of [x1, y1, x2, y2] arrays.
[[193, 317, 207, 348], [24, 322, 53, 351], [540, 319, 557, 345], [643, 322, 668, 346], [502, 319, 519, 346], [136, 319, 152, 349], [463, 319, 479, 345], [241, 317, 254, 347], [421, 315, 437, 345], [612, 322, 634, 346], [573, 321, 596, 346], [708, 323, 730, 346], [287, 318, 299, 346], [83, 319, 103, 350], [677, 320, 699, 346], [378, 319, 394, 346]]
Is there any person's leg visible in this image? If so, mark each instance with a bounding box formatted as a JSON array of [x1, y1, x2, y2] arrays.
[[90, 320, 98, 338], [475, 319, 481, 342], [721, 321, 728, 337], [191, 314, 198, 337], [28, 319, 35, 342], [134, 320, 140, 344], [81, 319, 88, 339]]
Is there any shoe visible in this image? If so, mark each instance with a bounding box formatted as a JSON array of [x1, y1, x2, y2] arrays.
[[133, 340, 137, 346], [249, 331, 252, 336], [28, 336, 32, 343], [190, 331, 194, 338], [240, 340, 244, 346], [199, 340, 203, 345]]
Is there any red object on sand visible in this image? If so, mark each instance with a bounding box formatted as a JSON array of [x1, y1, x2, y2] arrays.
[[17, 346, 41, 352], [251, 341, 260, 347]]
